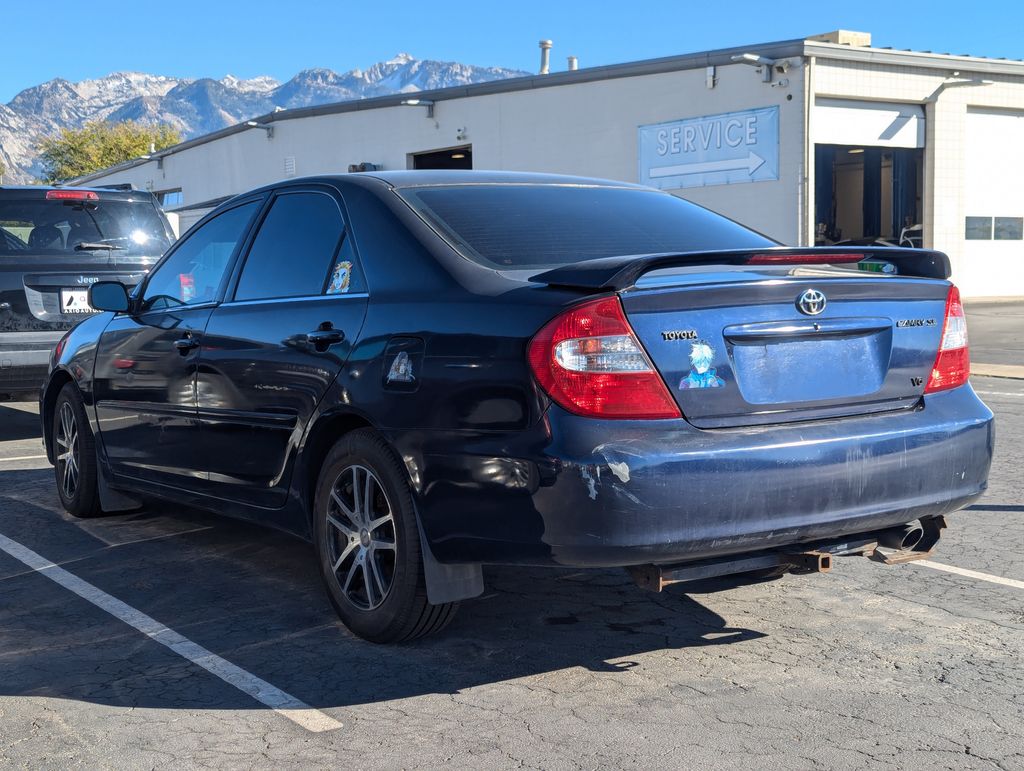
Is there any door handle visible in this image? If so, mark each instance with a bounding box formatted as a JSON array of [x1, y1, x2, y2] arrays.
[[173, 333, 200, 354], [306, 324, 344, 352]]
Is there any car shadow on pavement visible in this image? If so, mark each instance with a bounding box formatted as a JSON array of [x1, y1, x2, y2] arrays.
[[0, 482, 767, 713], [0, 404, 41, 442]]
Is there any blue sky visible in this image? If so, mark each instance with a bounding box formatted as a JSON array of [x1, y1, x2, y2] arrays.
[[3, 0, 1022, 103]]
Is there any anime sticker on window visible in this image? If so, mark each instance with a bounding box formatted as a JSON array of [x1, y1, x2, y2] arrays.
[[326, 260, 352, 294], [679, 340, 725, 389]]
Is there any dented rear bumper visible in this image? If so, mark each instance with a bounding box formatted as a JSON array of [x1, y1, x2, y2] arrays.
[[398, 383, 994, 568]]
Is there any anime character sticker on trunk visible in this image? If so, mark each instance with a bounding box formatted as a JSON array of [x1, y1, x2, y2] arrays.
[[679, 340, 725, 389]]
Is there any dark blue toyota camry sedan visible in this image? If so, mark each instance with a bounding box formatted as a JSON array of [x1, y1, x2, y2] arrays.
[[40, 171, 994, 642]]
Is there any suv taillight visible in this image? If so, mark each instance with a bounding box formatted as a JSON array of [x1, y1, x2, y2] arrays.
[[924, 285, 969, 394], [527, 296, 681, 419], [53, 332, 71, 362]]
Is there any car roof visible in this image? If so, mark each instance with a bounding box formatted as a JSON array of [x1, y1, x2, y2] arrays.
[[236, 170, 648, 195], [354, 170, 648, 189], [203, 170, 656, 221]]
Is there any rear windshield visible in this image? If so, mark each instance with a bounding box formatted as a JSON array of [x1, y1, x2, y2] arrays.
[[400, 184, 775, 270], [0, 196, 171, 257]]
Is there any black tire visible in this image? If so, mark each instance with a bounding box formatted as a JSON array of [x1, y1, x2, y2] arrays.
[[313, 429, 458, 643], [52, 382, 103, 518]]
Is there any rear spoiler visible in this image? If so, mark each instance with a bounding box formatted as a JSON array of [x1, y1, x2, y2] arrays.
[[529, 247, 951, 291]]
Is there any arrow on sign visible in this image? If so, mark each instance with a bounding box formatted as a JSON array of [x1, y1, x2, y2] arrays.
[[649, 151, 766, 179]]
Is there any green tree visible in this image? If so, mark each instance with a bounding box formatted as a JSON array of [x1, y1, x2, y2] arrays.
[[37, 120, 180, 183]]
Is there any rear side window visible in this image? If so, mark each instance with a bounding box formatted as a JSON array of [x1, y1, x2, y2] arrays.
[[0, 195, 171, 256], [234, 192, 348, 301], [400, 185, 774, 270], [141, 201, 259, 312]]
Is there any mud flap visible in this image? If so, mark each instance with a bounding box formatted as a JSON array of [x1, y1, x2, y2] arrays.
[[97, 462, 142, 513], [415, 514, 484, 605]]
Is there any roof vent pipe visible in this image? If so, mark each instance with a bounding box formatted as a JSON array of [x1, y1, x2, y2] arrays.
[[567, 56, 578, 71], [539, 40, 553, 74]]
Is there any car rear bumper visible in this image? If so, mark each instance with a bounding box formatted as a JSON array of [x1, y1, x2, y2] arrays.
[[400, 383, 994, 567], [0, 333, 59, 393]]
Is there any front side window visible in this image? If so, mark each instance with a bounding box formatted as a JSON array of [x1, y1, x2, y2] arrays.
[[234, 192, 346, 301], [141, 201, 259, 312]]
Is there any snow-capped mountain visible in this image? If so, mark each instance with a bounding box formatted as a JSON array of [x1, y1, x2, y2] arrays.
[[0, 55, 529, 182]]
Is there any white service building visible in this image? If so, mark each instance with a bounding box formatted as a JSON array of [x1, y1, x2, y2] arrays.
[[75, 31, 1024, 298]]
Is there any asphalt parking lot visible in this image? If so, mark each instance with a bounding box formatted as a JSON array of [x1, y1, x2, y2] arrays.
[[1, 375, 1022, 767], [966, 301, 1024, 377]]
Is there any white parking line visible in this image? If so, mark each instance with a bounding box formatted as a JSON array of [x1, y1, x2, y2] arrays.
[[974, 390, 1024, 398], [0, 531, 342, 733], [0, 455, 48, 462], [914, 559, 1024, 590]]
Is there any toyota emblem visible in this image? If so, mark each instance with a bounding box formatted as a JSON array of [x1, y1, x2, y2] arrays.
[[797, 288, 827, 316]]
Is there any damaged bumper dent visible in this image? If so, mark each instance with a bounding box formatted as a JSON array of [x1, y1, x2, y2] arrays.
[[402, 384, 994, 568]]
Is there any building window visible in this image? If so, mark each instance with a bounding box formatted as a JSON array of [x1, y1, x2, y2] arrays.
[[157, 189, 184, 208], [994, 217, 1023, 241], [965, 216, 993, 240]]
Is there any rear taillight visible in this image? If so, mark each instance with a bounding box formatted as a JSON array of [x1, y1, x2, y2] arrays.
[[924, 285, 969, 394], [527, 296, 681, 419], [748, 252, 864, 265]]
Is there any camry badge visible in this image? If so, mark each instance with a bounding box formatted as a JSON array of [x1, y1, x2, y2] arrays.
[[797, 288, 827, 316]]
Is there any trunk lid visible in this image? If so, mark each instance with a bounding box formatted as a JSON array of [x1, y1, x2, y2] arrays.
[[619, 265, 950, 427]]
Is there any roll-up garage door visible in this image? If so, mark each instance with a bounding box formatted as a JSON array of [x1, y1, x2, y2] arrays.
[[963, 109, 1024, 297]]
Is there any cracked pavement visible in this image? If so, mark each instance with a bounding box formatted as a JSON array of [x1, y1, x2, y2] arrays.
[[0, 377, 1022, 769]]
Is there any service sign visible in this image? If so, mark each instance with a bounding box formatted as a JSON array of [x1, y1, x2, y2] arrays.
[[639, 106, 780, 189]]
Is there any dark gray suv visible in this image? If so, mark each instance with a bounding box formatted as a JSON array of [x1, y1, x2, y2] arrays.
[[0, 186, 173, 396]]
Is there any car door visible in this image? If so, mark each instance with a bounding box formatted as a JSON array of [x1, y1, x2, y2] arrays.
[[93, 198, 262, 486], [196, 186, 368, 507]]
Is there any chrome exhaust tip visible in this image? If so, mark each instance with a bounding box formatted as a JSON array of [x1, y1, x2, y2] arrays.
[[877, 522, 925, 551]]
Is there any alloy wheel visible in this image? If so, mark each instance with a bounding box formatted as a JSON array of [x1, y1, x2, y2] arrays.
[[55, 401, 80, 500], [326, 464, 397, 611]]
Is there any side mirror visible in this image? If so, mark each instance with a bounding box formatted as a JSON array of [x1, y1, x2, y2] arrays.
[[88, 281, 130, 313]]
